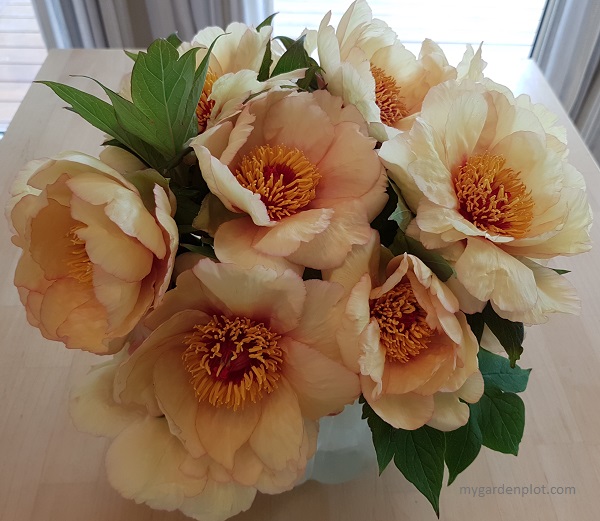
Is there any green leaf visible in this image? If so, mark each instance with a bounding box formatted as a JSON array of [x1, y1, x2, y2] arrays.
[[173, 190, 202, 228], [37, 80, 167, 169], [444, 405, 482, 486], [362, 402, 445, 516], [296, 59, 323, 91], [124, 50, 138, 61], [182, 34, 225, 143], [390, 231, 454, 282], [481, 303, 524, 367], [478, 348, 531, 393], [180, 243, 217, 259], [393, 426, 445, 516], [362, 401, 395, 473], [388, 181, 413, 233], [275, 35, 296, 50], [166, 33, 182, 47], [131, 40, 201, 157], [256, 12, 277, 30], [476, 388, 525, 456], [370, 181, 401, 247], [75, 75, 172, 157], [271, 35, 311, 77], [552, 268, 570, 275], [124, 169, 170, 212], [177, 224, 198, 234], [257, 38, 272, 82], [466, 313, 484, 344]]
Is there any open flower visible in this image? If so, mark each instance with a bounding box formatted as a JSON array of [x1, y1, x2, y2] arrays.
[[113, 259, 359, 492], [191, 89, 387, 272], [326, 232, 482, 430], [70, 356, 256, 521], [7, 151, 177, 353], [379, 79, 592, 323], [181, 23, 303, 133], [317, 0, 485, 140]]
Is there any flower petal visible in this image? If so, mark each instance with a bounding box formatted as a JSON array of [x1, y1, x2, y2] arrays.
[[362, 376, 434, 430], [283, 338, 359, 420], [214, 217, 302, 275], [195, 399, 261, 471], [455, 238, 538, 313], [426, 392, 470, 431], [249, 378, 304, 472]]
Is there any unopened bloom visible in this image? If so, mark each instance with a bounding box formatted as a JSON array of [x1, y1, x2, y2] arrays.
[[379, 79, 592, 323], [327, 232, 482, 430], [113, 259, 359, 492], [8, 151, 177, 353], [191, 89, 387, 272]]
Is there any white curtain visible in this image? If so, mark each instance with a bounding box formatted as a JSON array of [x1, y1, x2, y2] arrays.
[[33, 0, 274, 49], [532, 0, 600, 161]]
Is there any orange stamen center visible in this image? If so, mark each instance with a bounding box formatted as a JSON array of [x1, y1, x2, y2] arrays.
[[196, 69, 219, 133], [66, 226, 93, 284], [454, 153, 534, 238], [182, 315, 283, 410], [371, 65, 409, 126], [235, 144, 321, 221], [370, 280, 434, 363]]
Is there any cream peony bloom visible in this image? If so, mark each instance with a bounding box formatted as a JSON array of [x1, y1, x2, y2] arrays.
[[379, 79, 592, 323], [191, 89, 387, 272], [8, 151, 177, 353], [113, 259, 360, 492], [326, 232, 482, 431], [317, 0, 486, 140], [70, 356, 257, 521], [181, 22, 303, 134]]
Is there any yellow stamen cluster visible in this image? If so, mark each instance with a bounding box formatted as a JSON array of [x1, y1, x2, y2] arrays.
[[196, 69, 219, 133], [235, 144, 321, 221], [66, 226, 93, 284], [182, 315, 284, 410], [370, 280, 434, 363], [454, 153, 535, 238], [371, 65, 409, 126]]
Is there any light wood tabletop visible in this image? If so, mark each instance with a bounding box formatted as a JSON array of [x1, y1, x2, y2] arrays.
[[1, 49, 599, 521]]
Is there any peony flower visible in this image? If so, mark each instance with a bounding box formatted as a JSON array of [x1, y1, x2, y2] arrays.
[[379, 79, 592, 323], [190, 88, 387, 272], [70, 356, 256, 521], [326, 232, 482, 431], [113, 259, 360, 492], [181, 23, 303, 134], [7, 150, 177, 353], [317, 0, 486, 140]]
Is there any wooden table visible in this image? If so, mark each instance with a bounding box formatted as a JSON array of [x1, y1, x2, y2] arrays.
[[1, 49, 599, 521]]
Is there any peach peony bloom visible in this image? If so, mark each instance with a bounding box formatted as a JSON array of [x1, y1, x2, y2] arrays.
[[113, 259, 360, 492], [326, 232, 482, 431], [190, 89, 387, 272], [70, 356, 256, 521], [379, 79, 592, 323], [8, 151, 177, 354], [317, 0, 486, 140]]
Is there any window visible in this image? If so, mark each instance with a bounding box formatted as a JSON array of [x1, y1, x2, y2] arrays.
[[273, 0, 546, 79]]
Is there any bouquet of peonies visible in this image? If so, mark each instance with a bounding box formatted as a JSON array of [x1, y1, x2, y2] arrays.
[[6, 1, 592, 519]]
